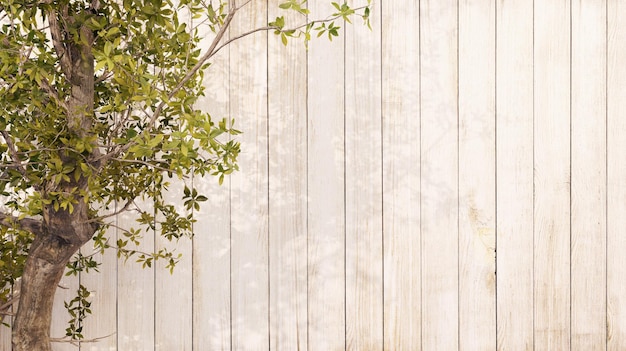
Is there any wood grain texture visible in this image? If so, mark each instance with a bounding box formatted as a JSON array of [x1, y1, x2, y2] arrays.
[[81, 228, 118, 351], [420, 0, 459, 349], [1, 312, 10, 350], [116, 198, 155, 351], [36, 2, 626, 349], [192, 29, 232, 351], [267, 1, 308, 349], [306, 1, 346, 350], [344, 0, 383, 350], [533, 0, 571, 349], [571, 1, 607, 350], [1, 277, 14, 350], [458, 0, 496, 350], [1, 237, 14, 351], [229, 0, 270, 349], [381, 0, 420, 350], [608, 1, 626, 349], [50, 267, 78, 351], [155, 177, 193, 351], [495, 0, 534, 349]]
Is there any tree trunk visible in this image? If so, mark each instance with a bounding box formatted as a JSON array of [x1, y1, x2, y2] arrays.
[[11, 232, 83, 351], [10, 9, 97, 349]]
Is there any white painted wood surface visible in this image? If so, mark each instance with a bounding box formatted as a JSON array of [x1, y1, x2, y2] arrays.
[[5, 0, 626, 350], [116, 197, 155, 351], [458, 0, 495, 350], [51, 266, 79, 351], [268, 1, 308, 349], [228, 0, 269, 349], [495, 0, 534, 349], [420, 0, 458, 349], [81, 230, 117, 351], [571, 1, 607, 350], [534, 0, 571, 349], [155, 177, 193, 351], [306, 2, 346, 351], [192, 26, 232, 351], [381, 0, 420, 350], [344, 1, 382, 350], [608, 1, 626, 349], [1, 308, 11, 348]]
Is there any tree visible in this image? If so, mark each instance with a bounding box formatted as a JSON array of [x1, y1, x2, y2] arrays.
[[0, 0, 370, 349]]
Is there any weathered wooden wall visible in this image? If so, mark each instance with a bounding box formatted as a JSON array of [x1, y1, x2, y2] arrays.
[[2, 0, 626, 349]]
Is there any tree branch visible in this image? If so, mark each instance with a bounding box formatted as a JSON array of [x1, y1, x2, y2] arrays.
[[210, 5, 370, 59], [0, 211, 43, 236], [38, 77, 68, 112], [94, 70, 112, 84], [46, 6, 73, 80], [146, 3, 240, 127], [81, 198, 134, 223], [0, 293, 19, 315], [0, 130, 29, 179], [96, 1, 246, 166], [51, 332, 116, 345]]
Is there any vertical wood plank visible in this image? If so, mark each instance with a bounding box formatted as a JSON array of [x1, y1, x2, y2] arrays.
[[381, 0, 420, 350], [267, 1, 308, 349], [117, 199, 155, 351], [306, 1, 346, 350], [420, 0, 459, 349], [608, 0, 626, 348], [51, 266, 78, 350], [81, 227, 118, 351], [458, 0, 496, 350], [533, 0, 571, 349], [229, 0, 269, 348], [0, 318, 10, 350], [155, 177, 192, 351], [0, 213, 12, 347], [192, 31, 232, 351], [152, 8, 201, 349], [1, 285, 13, 350], [495, 0, 534, 349], [345, 0, 382, 349], [1, 240, 14, 351], [571, 1, 607, 349]]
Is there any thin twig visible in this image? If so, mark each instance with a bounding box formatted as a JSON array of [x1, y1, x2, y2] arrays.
[[94, 70, 113, 84], [111, 157, 176, 174], [210, 5, 370, 59], [51, 332, 116, 345], [38, 77, 69, 112], [81, 198, 134, 223], [0, 293, 19, 313], [0, 130, 29, 179]]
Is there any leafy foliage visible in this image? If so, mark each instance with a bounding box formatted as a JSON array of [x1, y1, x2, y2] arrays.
[[64, 284, 91, 340], [0, 0, 371, 340]]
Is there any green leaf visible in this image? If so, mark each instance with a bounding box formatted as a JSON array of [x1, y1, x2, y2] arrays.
[[270, 16, 285, 29], [104, 41, 112, 56]]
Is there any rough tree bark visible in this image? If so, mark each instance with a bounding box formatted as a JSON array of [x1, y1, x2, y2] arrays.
[[12, 188, 97, 351], [11, 229, 86, 351]]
